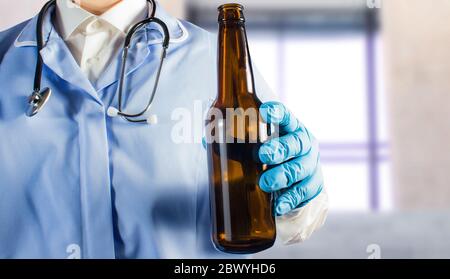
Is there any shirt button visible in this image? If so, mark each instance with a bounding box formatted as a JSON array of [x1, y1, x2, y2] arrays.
[[85, 20, 102, 34], [92, 21, 101, 29]]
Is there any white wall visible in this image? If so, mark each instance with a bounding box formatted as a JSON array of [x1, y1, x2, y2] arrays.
[[0, 0, 186, 31], [383, 0, 450, 209], [0, 0, 45, 30]]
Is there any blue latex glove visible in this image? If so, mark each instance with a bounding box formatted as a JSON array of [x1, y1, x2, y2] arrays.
[[259, 101, 324, 216]]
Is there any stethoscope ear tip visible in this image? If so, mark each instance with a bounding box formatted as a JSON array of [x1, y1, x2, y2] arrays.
[[108, 106, 157, 125], [146, 114, 158, 125], [107, 107, 119, 117]]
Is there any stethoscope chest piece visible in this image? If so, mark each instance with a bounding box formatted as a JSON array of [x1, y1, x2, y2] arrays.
[[27, 87, 52, 117]]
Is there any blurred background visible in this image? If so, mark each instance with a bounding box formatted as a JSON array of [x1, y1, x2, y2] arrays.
[[2, 0, 450, 258]]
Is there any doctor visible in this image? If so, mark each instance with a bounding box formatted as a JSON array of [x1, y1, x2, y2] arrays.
[[0, 0, 328, 258]]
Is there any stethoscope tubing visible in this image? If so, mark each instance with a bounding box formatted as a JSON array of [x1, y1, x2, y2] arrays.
[[33, 0, 56, 93], [116, 16, 170, 123], [29, 0, 169, 124]]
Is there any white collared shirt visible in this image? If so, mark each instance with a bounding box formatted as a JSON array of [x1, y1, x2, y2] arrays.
[[54, 0, 149, 83]]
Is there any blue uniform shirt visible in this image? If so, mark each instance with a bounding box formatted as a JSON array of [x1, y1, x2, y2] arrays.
[[0, 4, 282, 258]]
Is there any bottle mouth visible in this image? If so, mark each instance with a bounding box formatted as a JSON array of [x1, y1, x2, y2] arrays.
[[218, 3, 245, 22], [218, 3, 244, 11]]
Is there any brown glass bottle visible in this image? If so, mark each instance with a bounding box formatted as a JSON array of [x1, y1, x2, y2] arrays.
[[205, 3, 276, 254]]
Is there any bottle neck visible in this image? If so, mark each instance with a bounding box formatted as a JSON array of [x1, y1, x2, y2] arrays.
[[217, 19, 256, 104]]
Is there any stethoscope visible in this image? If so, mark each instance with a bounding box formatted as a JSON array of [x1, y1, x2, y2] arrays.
[[27, 0, 170, 125]]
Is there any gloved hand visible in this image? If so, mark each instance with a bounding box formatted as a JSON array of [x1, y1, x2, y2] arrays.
[[259, 101, 324, 216]]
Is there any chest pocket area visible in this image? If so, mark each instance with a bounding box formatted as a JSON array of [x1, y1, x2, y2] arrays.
[[149, 141, 203, 230], [112, 111, 204, 228]]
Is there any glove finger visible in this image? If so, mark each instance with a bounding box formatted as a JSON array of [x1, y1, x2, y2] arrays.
[[260, 101, 301, 134], [259, 143, 319, 193], [274, 167, 324, 216], [258, 128, 314, 165]]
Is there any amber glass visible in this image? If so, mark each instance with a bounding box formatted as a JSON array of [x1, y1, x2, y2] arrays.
[[205, 3, 276, 254]]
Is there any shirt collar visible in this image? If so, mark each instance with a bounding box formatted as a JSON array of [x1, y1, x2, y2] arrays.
[[15, 0, 188, 47], [55, 0, 148, 39], [54, 0, 90, 39]]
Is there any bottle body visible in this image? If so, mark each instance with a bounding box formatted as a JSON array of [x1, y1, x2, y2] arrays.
[[205, 4, 276, 254]]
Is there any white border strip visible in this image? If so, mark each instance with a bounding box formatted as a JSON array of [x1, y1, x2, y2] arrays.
[[14, 27, 37, 47]]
